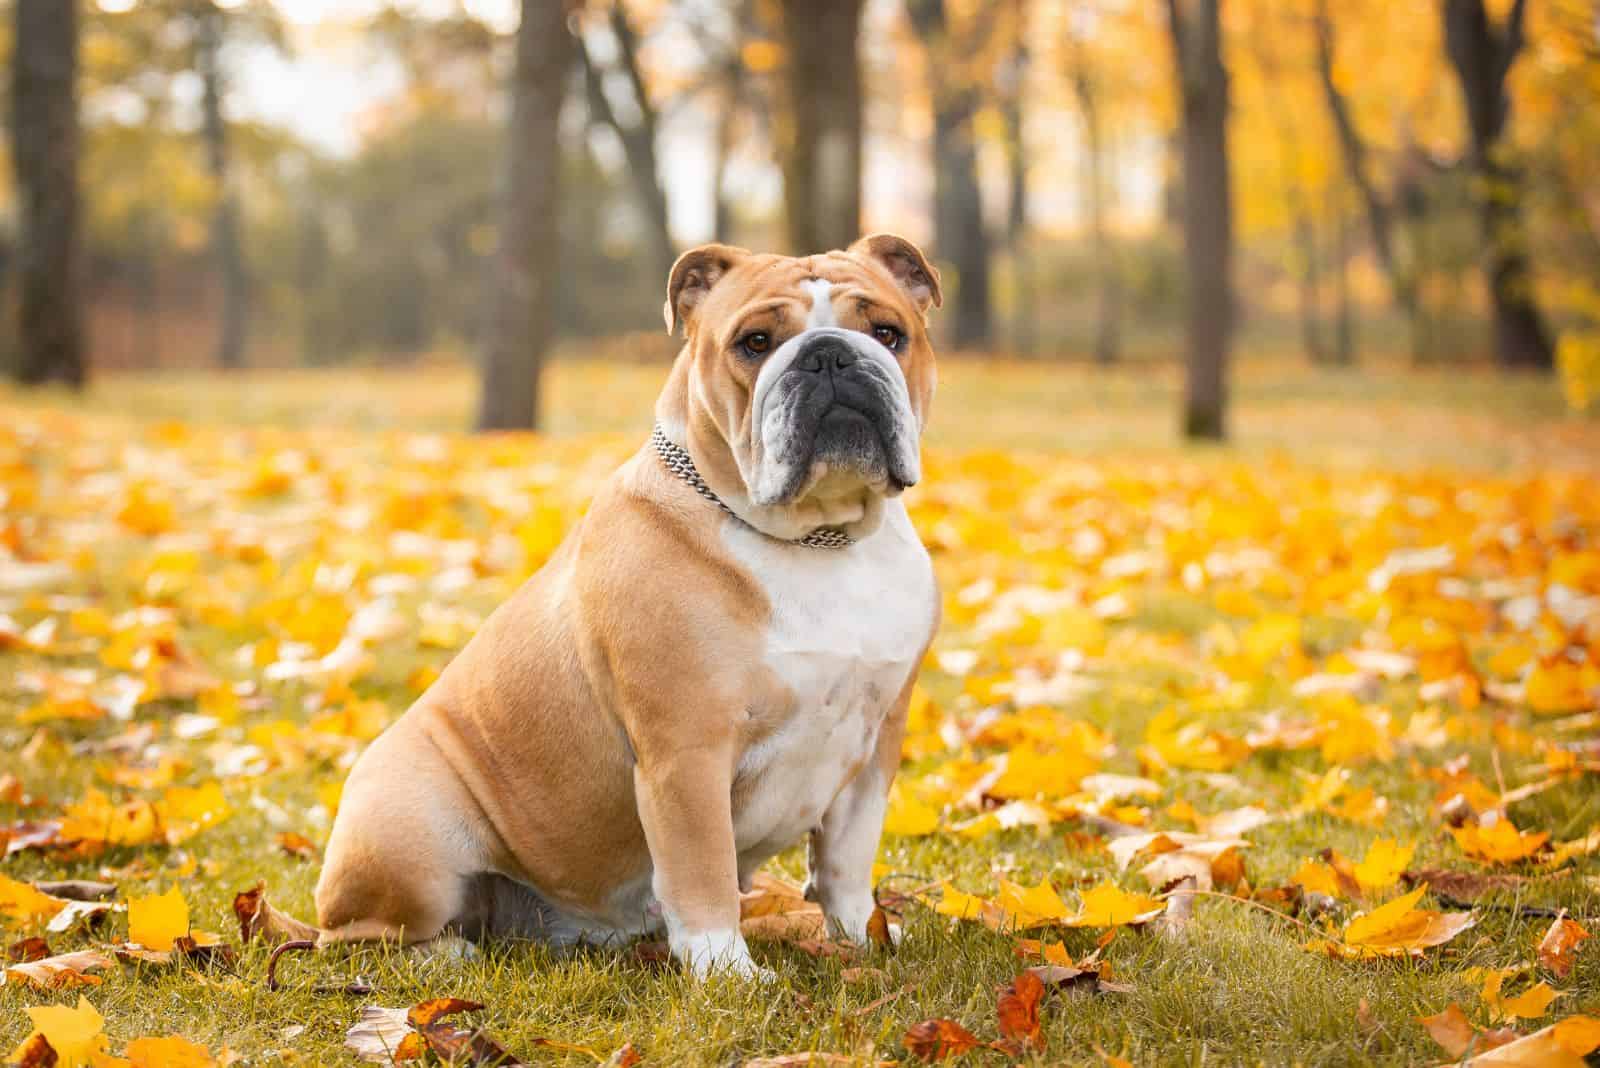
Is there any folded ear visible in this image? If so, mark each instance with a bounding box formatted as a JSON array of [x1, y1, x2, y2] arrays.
[[664, 244, 749, 335], [849, 233, 943, 313]]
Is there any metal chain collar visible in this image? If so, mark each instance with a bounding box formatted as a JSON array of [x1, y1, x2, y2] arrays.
[[649, 424, 854, 550]]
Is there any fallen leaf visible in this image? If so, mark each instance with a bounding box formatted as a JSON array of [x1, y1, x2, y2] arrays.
[[8, 937, 51, 962], [4, 949, 116, 991], [902, 1019, 983, 1062], [344, 1006, 410, 1065], [125, 1036, 216, 1068], [1306, 884, 1476, 958], [127, 887, 189, 951], [1062, 882, 1165, 928], [1449, 1015, 1600, 1066], [995, 971, 1046, 1051], [1536, 914, 1590, 979], [16, 996, 110, 1068], [1417, 1003, 1518, 1058]]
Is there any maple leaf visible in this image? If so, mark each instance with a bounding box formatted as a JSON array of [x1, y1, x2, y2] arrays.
[[1062, 882, 1165, 928], [1536, 915, 1590, 979], [1446, 1015, 1600, 1066], [1452, 819, 1550, 865], [1352, 838, 1414, 892], [902, 1019, 982, 1062], [0, 875, 69, 926], [995, 970, 1046, 1052], [994, 878, 1072, 930], [1417, 1003, 1519, 1059], [4, 949, 116, 991], [127, 887, 189, 951], [14, 997, 111, 1068], [1306, 884, 1476, 959], [125, 1036, 216, 1068]]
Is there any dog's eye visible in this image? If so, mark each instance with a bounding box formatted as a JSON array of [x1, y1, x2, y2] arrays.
[[871, 324, 905, 352], [738, 332, 772, 358]]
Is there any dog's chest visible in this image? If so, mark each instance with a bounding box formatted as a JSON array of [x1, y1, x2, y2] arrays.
[[723, 504, 936, 858]]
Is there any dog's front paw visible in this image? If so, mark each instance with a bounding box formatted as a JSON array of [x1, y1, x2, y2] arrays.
[[672, 928, 773, 981], [821, 891, 878, 946]]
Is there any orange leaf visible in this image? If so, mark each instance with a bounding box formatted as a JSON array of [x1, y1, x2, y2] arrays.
[[903, 1019, 982, 1062], [1536, 915, 1590, 979], [996, 971, 1046, 1051]]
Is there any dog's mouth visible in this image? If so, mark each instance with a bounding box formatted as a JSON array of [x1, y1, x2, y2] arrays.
[[754, 370, 916, 507]]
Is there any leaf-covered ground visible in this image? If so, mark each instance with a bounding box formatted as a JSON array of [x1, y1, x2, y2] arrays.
[[2, 361, 1599, 1067]]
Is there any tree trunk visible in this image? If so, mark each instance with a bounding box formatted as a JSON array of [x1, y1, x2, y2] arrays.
[[10, 0, 86, 387], [777, 0, 863, 254], [1166, 0, 1233, 441], [576, 3, 675, 284], [1068, 59, 1121, 366], [1331, 183, 1355, 366], [999, 8, 1033, 355], [907, 0, 992, 349], [1312, 0, 1421, 356], [478, 0, 570, 432], [1443, 0, 1553, 369], [196, 2, 248, 370]]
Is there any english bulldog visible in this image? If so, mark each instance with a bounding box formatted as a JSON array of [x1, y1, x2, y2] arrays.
[[315, 234, 943, 977]]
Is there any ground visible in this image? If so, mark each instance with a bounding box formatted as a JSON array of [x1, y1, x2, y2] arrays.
[[1, 358, 1598, 1067]]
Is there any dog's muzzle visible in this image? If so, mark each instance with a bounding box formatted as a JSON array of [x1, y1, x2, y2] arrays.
[[750, 328, 921, 507]]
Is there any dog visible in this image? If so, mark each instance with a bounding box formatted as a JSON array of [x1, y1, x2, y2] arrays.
[[315, 234, 943, 977]]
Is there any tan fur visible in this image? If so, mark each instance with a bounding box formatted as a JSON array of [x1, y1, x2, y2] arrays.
[[316, 236, 940, 968]]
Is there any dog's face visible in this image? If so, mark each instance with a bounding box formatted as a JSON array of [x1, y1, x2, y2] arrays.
[[659, 235, 942, 540]]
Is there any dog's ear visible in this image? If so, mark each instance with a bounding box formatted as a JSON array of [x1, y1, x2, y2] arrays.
[[664, 244, 749, 335], [849, 233, 942, 313]]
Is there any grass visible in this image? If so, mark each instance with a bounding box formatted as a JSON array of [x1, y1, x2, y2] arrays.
[[2, 356, 1598, 1066]]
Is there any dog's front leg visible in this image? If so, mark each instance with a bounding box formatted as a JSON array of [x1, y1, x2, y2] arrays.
[[633, 743, 759, 978], [805, 679, 913, 944]]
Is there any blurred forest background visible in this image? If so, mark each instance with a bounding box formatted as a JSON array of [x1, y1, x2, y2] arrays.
[[2, 0, 1599, 436]]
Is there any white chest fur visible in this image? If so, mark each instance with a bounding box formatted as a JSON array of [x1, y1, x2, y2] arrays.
[[722, 501, 936, 870]]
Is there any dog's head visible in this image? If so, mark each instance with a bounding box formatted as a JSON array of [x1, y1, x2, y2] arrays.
[[655, 234, 941, 542]]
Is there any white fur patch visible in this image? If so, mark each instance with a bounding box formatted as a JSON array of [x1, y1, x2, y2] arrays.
[[669, 926, 764, 978], [724, 501, 935, 878], [801, 278, 836, 329]]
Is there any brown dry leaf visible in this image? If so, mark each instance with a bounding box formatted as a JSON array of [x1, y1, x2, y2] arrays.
[[406, 998, 485, 1029], [740, 873, 827, 941], [841, 967, 890, 985], [1536, 914, 1590, 979], [8, 937, 52, 963], [11, 1033, 57, 1068], [995, 970, 1046, 1052], [233, 883, 320, 945], [902, 1019, 983, 1062], [1402, 869, 1531, 903], [3, 948, 116, 991], [1418, 1003, 1518, 1059]]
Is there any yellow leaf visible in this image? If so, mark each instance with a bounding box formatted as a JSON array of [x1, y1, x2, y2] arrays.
[[0, 874, 68, 926], [18, 997, 109, 1068], [1062, 882, 1165, 928], [1292, 859, 1343, 899], [1328, 884, 1476, 957], [1352, 838, 1414, 892], [995, 878, 1072, 929], [933, 882, 987, 922], [882, 786, 940, 837], [126, 1036, 216, 1068], [1453, 819, 1550, 864], [128, 887, 189, 951]]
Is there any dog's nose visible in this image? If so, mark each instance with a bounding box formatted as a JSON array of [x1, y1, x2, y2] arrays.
[[795, 335, 857, 374]]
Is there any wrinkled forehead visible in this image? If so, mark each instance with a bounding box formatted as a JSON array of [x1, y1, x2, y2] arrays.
[[695, 251, 912, 329]]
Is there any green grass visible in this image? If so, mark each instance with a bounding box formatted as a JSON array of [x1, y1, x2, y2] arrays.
[[2, 359, 1599, 1066]]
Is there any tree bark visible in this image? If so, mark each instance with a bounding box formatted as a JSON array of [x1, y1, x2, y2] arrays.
[[907, 0, 993, 349], [576, 3, 675, 284], [1312, 0, 1420, 357], [478, 0, 570, 431], [998, 4, 1033, 354], [10, 0, 86, 387], [1443, 0, 1553, 369], [777, 0, 863, 254], [1165, 0, 1233, 440], [196, 1, 248, 370], [1067, 49, 1121, 366]]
